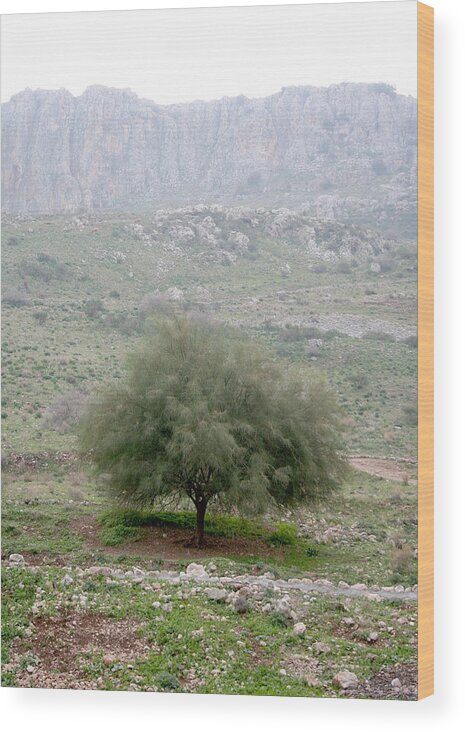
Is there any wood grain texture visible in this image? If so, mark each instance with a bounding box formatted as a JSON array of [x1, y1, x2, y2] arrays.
[[417, 1, 434, 701]]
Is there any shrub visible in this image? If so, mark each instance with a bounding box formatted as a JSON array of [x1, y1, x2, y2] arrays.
[[84, 299, 105, 319], [154, 672, 181, 691], [280, 325, 323, 342], [348, 372, 369, 390], [19, 255, 66, 282], [403, 335, 418, 349], [269, 523, 298, 546], [140, 291, 170, 314], [32, 310, 48, 325], [271, 611, 290, 628], [402, 402, 418, 426], [390, 545, 414, 574], [42, 389, 89, 432], [104, 311, 145, 336]]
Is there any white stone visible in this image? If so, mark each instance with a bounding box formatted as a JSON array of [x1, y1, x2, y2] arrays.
[[9, 553, 25, 566], [186, 563, 209, 580], [204, 587, 227, 602]]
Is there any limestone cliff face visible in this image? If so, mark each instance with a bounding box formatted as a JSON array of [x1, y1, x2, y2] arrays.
[[1, 83, 417, 214]]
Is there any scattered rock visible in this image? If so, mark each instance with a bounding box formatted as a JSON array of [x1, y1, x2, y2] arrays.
[[61, 574, 74, 586], [312, 641, 330, 655], [186, 563, 209, 580], [275, 597, 297, 621], [232, 588, 249, 614], [293, 622, 306, 636], [342, 617, 356, 627], [333, 670, 359, 690], [9, 553, 25, 567], [306, 674, 320, 688], [204, 587, 227, 602]]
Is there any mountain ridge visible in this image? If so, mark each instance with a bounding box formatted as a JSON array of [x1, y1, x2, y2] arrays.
[[1, 82, 417, 215]]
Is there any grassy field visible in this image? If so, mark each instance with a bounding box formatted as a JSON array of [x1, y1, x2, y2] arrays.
[[1, 212, 417, 457], [1, 210, 418, 698]]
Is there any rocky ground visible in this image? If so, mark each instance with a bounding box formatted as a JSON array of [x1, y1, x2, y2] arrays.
[[3, 554, 417, 698], [2, 455, 418, 699]]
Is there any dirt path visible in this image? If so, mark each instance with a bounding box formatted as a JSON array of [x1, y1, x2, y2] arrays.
[[349, 456, 417, 484]]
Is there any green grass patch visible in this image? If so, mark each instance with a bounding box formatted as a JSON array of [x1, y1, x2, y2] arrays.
[[100, 524, 142, 546], [269, 522, 298, 546], [99, 509, 267, 539]]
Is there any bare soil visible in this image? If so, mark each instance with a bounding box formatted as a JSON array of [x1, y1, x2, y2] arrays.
[[73, 515, 285, 561], [349, 456, 417, 484], [346, 662, 418, 700], [12, 612, 150, 690]]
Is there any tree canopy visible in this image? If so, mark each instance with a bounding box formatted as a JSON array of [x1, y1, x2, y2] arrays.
[[80, 315, 346, 546]]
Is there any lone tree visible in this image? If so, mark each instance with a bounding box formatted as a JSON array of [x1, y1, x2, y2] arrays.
[[80, 316, 346, 547]]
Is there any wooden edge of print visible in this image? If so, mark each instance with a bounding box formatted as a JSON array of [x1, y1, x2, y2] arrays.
[[417, 1, 434, 701]]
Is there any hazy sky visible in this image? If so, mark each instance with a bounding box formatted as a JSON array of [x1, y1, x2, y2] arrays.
[[1, 1, 417, 104]]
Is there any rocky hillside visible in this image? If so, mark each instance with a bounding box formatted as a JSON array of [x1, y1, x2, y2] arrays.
[[2, 83, 417, 215]]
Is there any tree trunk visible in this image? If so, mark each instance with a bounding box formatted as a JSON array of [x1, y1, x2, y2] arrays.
[[195, 499, 207, 548]]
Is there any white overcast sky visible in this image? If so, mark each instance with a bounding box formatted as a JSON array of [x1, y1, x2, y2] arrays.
[[1, 1, 417, 104]]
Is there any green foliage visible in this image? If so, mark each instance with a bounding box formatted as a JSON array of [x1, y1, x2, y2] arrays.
[[100, 509, 265, 539], [100, 524, 141, 546], [268, 522, 298, 546], [402, 402, 418, 426], [32, 310, 48, 325], [403, 335, 418, 349], [80, 316, 346, 533], [154, 672, 181, 691], [19, 254, 66, 282]]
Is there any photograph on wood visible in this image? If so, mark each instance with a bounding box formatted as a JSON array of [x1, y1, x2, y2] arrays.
[[1, 1, 433, 699]]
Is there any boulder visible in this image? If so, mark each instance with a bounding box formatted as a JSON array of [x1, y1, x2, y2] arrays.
[[186, 563, 209, 580], [333, 670, 359, 690], [8, 553, 26, 566], [204, 587, 227, 602]]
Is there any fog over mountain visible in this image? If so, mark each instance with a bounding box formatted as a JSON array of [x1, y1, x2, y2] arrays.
[[1, 82, 417, 217]]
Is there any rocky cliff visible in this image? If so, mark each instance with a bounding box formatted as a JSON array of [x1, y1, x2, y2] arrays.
[[1, 83, 417, 215]]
